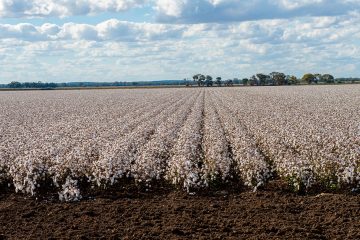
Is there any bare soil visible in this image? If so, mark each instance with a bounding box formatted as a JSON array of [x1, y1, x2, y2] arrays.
[[0, 182, 359, 240]]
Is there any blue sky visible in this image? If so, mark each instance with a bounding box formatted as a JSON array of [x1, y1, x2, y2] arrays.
[[0, 0, 360, 83]]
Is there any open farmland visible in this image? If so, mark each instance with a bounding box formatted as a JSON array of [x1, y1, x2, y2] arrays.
[[0, 85, 359, 239], [0, 85, 359, 200]]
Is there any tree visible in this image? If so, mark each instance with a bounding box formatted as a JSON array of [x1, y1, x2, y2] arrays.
[[265, 75, 272, 85], [242, 78, 249, 86], [193, 74, 205, 86], [193, 74, 200, 86], [48, 82, 57, 88], [215, 77, 222, 87], [205, 75, 213, 87], [256, 73, 268, 86], [322, 74, 335, 84], [287, 75, 299, 85], [302, 73, 316, 84], [250, 75, 258, 86], [270, 72, 286, 85], [199, 74, 206, 86], [314, 74, 322, 84], [8, 81, 22, 88]]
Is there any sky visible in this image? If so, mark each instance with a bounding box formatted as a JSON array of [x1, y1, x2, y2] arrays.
[[0, 0, 360, 83]]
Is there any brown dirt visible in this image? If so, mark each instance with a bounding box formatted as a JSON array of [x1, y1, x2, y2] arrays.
[[0, 183, 359, 240]]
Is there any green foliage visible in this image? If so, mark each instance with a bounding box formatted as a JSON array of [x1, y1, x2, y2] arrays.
[[242, 78, 249, 86], [250, 75, 257, 86], [270, 72, 286, 85], [287, 75, 299, 85], [8, 81, 22, 88], [256, 73, 268, 86], [302, 73, 316, 84], [205, 75, 213, 87], [286, 176, 302, 192], [322, 74, 335, 83], [215, 77, 222, 86]]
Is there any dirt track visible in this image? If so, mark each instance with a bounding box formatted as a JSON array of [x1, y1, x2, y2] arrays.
[[0, 185, 359, 240]]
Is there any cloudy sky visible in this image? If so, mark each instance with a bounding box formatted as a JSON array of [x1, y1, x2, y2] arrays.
[[0, 0, 359, 83]]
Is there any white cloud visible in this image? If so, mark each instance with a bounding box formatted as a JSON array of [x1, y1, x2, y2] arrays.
[[0, 19, 187, 42], [155, 0, 360, 23], [275, 0, 323, 10], [1, 0, 359, 24], [1, 10, 360, 83], [0, 0, 147, 18], [155, 0, 186, 18]]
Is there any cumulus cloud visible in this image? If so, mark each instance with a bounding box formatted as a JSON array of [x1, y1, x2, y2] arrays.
[[1, 12, 358, 44], [155, 0, 360, 23], [1, 0, 359, 22], [0, 19, 187, 42], [1, 0, 360, 24], [0, 0, 147, 18], [1, 8, 360, 83]]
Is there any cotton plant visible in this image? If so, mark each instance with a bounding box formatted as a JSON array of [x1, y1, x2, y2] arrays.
[[0, 86, 359, 201], [201, 93, 232, 186], [166, 91, 205, 191], [132, 92, 198, 185], [58, 176, 82, 202]]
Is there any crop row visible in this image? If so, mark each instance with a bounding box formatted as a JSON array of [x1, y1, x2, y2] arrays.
[[0, 86, 359, 201]]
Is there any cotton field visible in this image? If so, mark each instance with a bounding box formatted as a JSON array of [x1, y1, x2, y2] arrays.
[[0, 86, 359, 201]]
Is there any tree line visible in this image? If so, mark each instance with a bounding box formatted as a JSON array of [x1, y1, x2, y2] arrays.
[[0, 80, 183, 89], [190, 74, 234, 87], [0, 74, 359, 89], [244, 73, 336, 86], [188, 73, 359, 87]]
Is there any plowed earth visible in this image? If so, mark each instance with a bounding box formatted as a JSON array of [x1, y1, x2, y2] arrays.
[[0, 183, 359, 240]]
